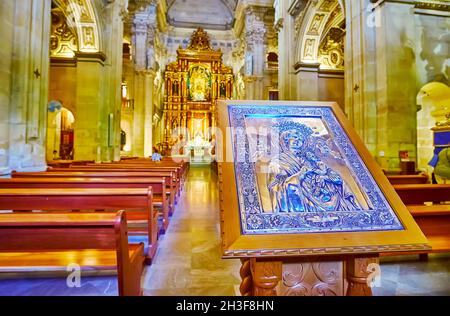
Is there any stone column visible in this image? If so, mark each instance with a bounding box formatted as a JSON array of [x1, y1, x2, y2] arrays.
[[345, 0, 418, 170], [345, 0, 379, 156], [144, 70, 155, 157], [74, 53, 106, 162], [103, 0, 128, 162], [295, 63, 320, 100], [132, 6, 156, 157], [0, 0, 15, 175], [244, 7, 267, 100], [8, 0, 51, 172], [274, 0, 297, 100], [375, 1, 418, 171]]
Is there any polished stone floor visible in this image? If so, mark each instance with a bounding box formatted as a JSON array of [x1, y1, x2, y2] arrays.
[[373, 254, 450, 296], [142, 165, 450, 296], [141, 165, 242, 296]]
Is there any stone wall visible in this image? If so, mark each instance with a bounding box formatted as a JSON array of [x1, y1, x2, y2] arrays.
[[0, 0, 15, 174], [1, 0, 51, 173]]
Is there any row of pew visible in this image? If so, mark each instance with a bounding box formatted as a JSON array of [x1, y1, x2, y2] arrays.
[[0, 158, 189, 296], [387, 174, 450, 256]]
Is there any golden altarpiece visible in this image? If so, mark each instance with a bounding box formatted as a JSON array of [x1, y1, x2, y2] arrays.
[[163, 29, 234, 149]]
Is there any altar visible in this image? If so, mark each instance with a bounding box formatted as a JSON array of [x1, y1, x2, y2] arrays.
[[163, 28, 233, 152], [185, 138, 212, 164]]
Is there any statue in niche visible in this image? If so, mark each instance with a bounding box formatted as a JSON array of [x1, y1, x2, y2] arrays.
[[172, 81, 179, 96], [266, 121, 364, 213], [220, 82, 226, 98], [189, 66, 210, 101]]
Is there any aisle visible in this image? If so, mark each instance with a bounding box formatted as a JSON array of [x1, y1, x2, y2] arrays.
[[142, 165, 242, 296]]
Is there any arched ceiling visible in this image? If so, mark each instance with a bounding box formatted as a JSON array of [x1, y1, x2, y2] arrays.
[[166, 0, 238, 30]]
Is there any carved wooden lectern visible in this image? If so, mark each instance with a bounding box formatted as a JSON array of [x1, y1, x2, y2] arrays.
[[217, 101, 429, 296]]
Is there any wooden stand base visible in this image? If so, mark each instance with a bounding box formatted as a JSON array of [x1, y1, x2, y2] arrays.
[[240, 255, 379, 296]]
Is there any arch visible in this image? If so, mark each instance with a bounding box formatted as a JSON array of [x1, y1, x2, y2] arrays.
[[416, 82, 450, 172], [295, 0, 345, 68], [53, 0, 101, 53], [46, 104, 75, 161]]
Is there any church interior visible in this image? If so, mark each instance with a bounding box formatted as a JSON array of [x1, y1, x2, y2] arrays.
[[0, 0, 449, 297]]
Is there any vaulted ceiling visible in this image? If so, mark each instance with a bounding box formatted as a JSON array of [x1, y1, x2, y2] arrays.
[[166, 0, 238, 30]]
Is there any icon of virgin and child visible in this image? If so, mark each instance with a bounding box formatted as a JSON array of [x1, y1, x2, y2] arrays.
[[249, 119, 372, 213]]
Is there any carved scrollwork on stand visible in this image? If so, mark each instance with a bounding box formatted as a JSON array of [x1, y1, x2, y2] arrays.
[[250, 260, 282, 296], [280, 261, 344, 296], [346, 256, 379, 296]]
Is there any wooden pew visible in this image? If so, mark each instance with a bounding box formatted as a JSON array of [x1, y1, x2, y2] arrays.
[[0, 211, 144, 296], [47, 160, 94, 168], [67, 166, 181, 205], [394, 184, 450, 204], [0, 177, 170, 232], [393, 184, 450, 255], [118, 159, 189, 184], [0, 188, 158, 263], [13, 171, 177, 213], [49, 167, 180, 200], [387, 174, 429, 185], [76, 164, 183, 195]]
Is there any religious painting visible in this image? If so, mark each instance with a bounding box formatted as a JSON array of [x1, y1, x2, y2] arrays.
[[218, 101, 428, 256], [188, 64, 212, 102], [227, 104, 404, 235]]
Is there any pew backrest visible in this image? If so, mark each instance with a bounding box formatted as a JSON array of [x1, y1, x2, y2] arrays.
[[0, 211, 144, 296]]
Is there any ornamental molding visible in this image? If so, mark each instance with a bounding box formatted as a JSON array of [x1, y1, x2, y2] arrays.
[[222, 243, 431, 258], [371, 0, 450, 12]]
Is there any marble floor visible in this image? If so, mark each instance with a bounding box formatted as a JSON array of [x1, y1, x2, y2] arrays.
[[142, 165, 450, 296], [141, 165, 242, 296]]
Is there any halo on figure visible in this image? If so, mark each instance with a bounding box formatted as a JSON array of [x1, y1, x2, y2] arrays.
[[271, 121, 314, 153]]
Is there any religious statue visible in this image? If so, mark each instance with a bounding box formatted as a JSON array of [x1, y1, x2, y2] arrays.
[[266, 121, 364, 213], [189, 66, 210, 101], [220, 82, 226, 98]]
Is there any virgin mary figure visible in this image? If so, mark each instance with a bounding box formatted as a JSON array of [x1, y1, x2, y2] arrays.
[[189, 66, 210, 101], [266, 121, 363, 213]]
